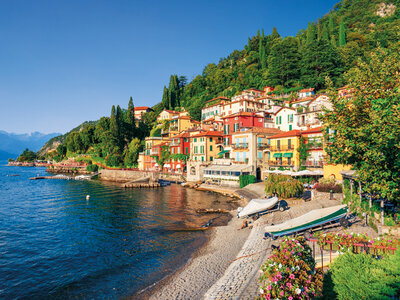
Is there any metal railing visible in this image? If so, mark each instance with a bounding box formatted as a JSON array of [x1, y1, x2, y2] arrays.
[[232, 143, 248, 150], [257, 143, 270, 149], [302, 160, 323, 167], [270, 145, 294, 151]]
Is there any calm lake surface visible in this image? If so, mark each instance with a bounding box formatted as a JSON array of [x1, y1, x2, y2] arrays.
[[0, 163, 236, 299]]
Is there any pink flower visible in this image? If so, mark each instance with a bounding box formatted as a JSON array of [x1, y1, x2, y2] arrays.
[[288, 297, 293, 300], [267, 285, 272, 291], [306, 280, 311, 283], [265, 293, 271, 300], [286, 282, 292, 288], [280, 291, 284, 296], [289, 274, 295, 279]]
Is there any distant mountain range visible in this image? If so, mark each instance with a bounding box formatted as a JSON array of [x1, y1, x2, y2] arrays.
[[0, 131, 61, 160]]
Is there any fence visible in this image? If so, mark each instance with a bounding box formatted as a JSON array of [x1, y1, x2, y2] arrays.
[[307, 238, 398, 270]]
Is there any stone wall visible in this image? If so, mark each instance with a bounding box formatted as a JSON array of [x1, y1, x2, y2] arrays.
[[186, 161, 211, 182], [311, 190, 344, 202], [100, 169, 159, 182]]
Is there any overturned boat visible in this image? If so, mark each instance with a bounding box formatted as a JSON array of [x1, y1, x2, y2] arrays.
[[264, 204, 348, 238], [237, 196, 279, 218]]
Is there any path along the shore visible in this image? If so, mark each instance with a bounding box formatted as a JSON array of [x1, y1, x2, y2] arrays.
[[146, 182, 375, 299]]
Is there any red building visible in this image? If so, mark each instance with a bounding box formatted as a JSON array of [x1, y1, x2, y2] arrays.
[[221, 112, 265, 146], [169, 132, 191, 172]]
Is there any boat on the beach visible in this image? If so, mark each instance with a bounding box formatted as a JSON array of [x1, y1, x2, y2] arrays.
[[264, 204, 348, 238], [237, 196, 279, 218], [75, 175, 91, 180]]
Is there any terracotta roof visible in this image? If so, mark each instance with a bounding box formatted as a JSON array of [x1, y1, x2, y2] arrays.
[[174, 132, 191, 138], [269, 130, 301, 139], [221, 111, 259, 118], [249, 127, 283, 134], [300, 126, 323, 134], [191, 131, 223, 138], [290, 96, 315, 104], [177, 115, 191, 120], [163, 110, 180, 114], [274, 106, 296, 115], [135, 106, 152, 110], [191, 120, 201, 124], [299, 88, 315, 93], [204, 96, 230, 103]]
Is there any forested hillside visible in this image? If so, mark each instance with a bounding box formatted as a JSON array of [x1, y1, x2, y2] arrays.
[[157, 0, 400, 120]]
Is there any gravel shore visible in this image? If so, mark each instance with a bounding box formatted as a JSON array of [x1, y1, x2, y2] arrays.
[[138, 212, 250, 300]]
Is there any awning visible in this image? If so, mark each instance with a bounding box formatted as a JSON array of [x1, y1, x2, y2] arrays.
[[283, 153, 293, 158], [217, 150, 230, 155], [273, 153, 282, 158], [176, 164, 181, 169]]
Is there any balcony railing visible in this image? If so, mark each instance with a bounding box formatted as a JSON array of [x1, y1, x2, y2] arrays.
[[270, 145, 294, 151], [170, 126, 179, 131], [257, 143, 270, 150], [302, 160, 323, 168], [307, 143, 323, 150], [268, 161, 294, 167], [232, 143, 248, 150]]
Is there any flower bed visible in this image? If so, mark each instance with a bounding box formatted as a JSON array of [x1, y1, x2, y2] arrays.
[[259, 237, 323, 299], [312, 231, 399, 254]]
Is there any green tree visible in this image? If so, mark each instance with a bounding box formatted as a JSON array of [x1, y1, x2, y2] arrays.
[[339, 19, 346, 46], [161, 86, 169, 109], [267, 37, 300, 87], [110, 105, 119, 143], [123, 138, 143, 167], [125, 97, 136, 140], [16, 148, 37, 162], [321, 47, 400, 202]]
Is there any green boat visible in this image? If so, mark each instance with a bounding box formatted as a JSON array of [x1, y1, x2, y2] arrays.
[[264, 204, 348, 238]]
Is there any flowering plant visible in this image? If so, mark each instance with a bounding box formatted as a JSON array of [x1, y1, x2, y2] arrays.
[[312, 231, 399, 253], [258, 237, 323, 300]]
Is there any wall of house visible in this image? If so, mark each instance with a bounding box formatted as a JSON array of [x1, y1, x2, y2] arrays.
[[275, 108, 297, 131], [323, 164, 352, 181], [269, 136, 300, 170]]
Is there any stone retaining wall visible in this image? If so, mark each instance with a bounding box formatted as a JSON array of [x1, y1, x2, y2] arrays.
[[100, 169, 159, 182], [312, 190, 344, 202]]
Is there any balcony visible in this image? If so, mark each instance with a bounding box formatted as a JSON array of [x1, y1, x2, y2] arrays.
[[268, 160, 294, 167], [232, 143, 248, 150], [257, 143, 270, 150], [307, 143, 323, 150], [302, 160, 323, 168], [170, 126, 179, 132], [270, 145, 294, 151]]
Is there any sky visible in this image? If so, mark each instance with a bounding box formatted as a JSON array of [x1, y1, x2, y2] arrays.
[[0, 0, 338, 134]]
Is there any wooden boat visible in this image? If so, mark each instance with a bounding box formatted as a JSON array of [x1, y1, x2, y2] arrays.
[[264, 204, 347, 238], [238, 196, 279, 218]]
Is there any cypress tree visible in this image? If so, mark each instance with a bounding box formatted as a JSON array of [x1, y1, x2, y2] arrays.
[[162, 86, 169, 109], [321, 23, 329, 42], [271, 27, 280, 40], [110, 105, 118, 141], [328, 15, 335, 35], [126, 97, 135, 139], [259, 32, 266, 69], [306, 22, 316, 45], [339, 19, 346, 46]]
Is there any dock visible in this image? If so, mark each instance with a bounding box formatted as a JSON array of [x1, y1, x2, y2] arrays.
[[30, 175, 73, 180]]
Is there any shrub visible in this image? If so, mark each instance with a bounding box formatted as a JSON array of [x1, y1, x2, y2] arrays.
[[239, 174, 256, 188], [86, 164, 98, 172], [325, 250, 400, 299], [316, 182, 343, 193], [265, 174, 304, 198], [259, 237, 323, 299]]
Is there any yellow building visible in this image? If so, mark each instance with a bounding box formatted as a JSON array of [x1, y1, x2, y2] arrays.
[[156, 109, 180, 122], [168, 116, 200, 137], [138, 152, 144, 170], [190, 131, 223, 162], [268, 130, 301, 169]]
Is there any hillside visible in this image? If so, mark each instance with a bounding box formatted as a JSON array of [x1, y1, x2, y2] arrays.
[[157, 0, 400, 120], [37, 121, 96, 156]]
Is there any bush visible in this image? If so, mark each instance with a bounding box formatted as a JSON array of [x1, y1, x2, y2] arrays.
[[86, 164, 98, 172], [265, 174, 304, 198], [324, 250, 400, 299], [316, 183, 343, 193], [259, 237, 323, 299], [239, 174, 256, 188]]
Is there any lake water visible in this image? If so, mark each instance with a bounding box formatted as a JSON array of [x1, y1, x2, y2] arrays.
[[0, 163, 236, 299]]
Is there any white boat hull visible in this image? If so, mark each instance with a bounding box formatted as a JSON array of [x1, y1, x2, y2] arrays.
[[238, 197, 279, 218]]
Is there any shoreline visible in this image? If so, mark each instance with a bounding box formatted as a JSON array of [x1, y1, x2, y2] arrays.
[[136, 182, 266, 300], [135, 212, 251, 300]]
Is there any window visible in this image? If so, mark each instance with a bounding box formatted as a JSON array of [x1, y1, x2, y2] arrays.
[[210, 145, 213, 151], [279, 116, 282, 124], [201, 156, 204, 162], [185, 147, 188, 154], [289, 124, 292, 130], [210, 156, 213, 161], [288, 139, 292, 149], [210, 137, 212, 142], [258, 151, 262, 159], [194, 138, 197, 142]]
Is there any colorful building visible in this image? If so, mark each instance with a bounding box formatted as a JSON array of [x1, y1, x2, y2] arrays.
[[222, 112, 266, 146], [296, 94, 331, 130], [201, 97, 231, 121], [301, 126, 324, 169], [134, 106, 153, 120], [143, 136, 169, 170], [157, 109, 180, 122], [168, 132, 191, 172], [190, 131, 223, 162], [268, 130, 301, 170], [168, 116, 200, 137], [274, 107, 297, 131]]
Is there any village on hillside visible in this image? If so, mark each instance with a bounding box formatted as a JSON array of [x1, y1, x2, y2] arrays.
[[135, 86, 350, 187]]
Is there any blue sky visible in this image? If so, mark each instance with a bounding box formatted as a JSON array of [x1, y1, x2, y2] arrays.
[[0, 0, 338, 134]]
